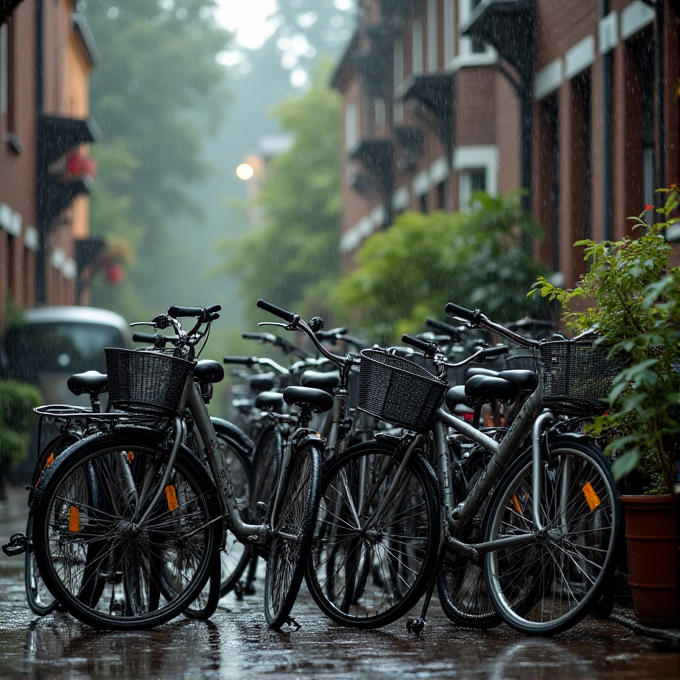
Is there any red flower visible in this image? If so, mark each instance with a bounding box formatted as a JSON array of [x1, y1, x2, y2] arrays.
[[104, 263, 124, 285], [646, 204, 654, 211], [64, 151, 98, 180]]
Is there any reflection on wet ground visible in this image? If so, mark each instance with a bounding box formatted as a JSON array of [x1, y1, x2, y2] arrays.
[[1, 571, 679, 680], [1, 486, 679, 679]]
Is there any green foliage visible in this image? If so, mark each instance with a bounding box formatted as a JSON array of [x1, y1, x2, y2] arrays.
[[533, 190, 680, 494], [84, 0, 233, 319], [0, 380, 42, 469], [218, 57, 341, 325], [333, 191, 550, 343]]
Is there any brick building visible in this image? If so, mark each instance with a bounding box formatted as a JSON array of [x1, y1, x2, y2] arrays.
[[0, 0, 100, 328], [333, 0, 679, 288]]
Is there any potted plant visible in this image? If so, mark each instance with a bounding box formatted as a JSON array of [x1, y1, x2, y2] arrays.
[[533, 188, 680, 626]]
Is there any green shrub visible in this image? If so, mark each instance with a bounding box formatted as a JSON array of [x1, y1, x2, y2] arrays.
[[0, 379, 43, 470]]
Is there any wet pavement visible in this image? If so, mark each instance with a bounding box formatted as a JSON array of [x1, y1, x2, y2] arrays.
[[1, 485, 679, 680]]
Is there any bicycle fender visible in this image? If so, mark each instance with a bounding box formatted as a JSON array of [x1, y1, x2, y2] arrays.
[[547, 430, 600, 452], [210, 417, 254, 455]]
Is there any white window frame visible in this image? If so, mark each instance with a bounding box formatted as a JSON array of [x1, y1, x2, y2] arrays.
[[427, 0, 438, 73], [453, 0, 496, 69], [453, 145, 498, 208]]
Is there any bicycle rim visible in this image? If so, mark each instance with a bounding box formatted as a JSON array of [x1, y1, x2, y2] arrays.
[[484, 440, 622, 635], [264, 441, 321, 628], [32, 431, 219, 630], [25, 517, 58, 616], [306, 440, 440, 628]]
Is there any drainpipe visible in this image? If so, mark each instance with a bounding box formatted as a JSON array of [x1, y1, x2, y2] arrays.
[[35, 0, 46, 305], [655, 0, 665, 193], [600, 0, 613, 241]]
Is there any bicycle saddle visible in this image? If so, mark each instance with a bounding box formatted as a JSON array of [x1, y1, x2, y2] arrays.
[[254, 391, 285, 410], [67, 370, 108, 396], [283, 386, 334, 413], [300, 370, 340, 392], [465, 375, 518, 404], [194, 360, 224, 384]]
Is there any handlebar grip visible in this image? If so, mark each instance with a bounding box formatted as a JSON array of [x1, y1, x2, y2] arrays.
[[445, 303, 480, 323], [242, 332, 267, 340], [132, 332, 161, 344], [401, 334, 434, 353], [223, 356, 254, 366], [482, 345, 509, 359], [257, 299, 298, 323], [426, 317, 462, 338], [167, 306, 204, 319]]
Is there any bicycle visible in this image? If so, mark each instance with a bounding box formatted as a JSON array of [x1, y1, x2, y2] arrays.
[[306, 301, 624, 635], [26, 304, 322, 630]]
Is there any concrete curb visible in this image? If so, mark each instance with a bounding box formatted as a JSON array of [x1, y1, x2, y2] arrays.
[[610, 611, 680, 649]]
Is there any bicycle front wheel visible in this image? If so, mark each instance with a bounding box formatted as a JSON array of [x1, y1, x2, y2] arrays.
[[306, 440, 440, 628], [32, 430, 221, 630], [264, 439, 322, 629], [484, 438, 623, 635]]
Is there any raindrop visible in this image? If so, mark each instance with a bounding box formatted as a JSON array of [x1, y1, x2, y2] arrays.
[[107, 6, 118, 19]]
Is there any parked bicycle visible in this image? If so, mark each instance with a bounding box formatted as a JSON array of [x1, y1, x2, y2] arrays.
[[306, 302, 624, 636], [22, 304, 322, 630]]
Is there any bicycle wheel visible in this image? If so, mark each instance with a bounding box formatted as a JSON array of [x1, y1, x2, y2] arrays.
[[263, 439, 322, 629], [250, 424, 282, 520], [436, 559, 502, 629], [484, 438, 623, 635], [31, 429, 221, 630], [25, 433, 79, 616], [305, 440, 440, 628], [185, 433, 252, 618]]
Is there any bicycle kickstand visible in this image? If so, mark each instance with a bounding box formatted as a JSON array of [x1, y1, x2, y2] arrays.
[[406, 579, 436, 636]]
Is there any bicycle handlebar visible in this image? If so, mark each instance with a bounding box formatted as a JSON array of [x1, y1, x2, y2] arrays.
[[445, 302, 541, 349], [168, 304, 221, 321], [256, 299, 298, 323], [426, 317, 463, 340]]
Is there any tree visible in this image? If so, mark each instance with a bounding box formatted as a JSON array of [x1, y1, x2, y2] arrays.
[[332, 191, 551, 343], [83, 0, 233, 318], [219, 57, 341, 325]]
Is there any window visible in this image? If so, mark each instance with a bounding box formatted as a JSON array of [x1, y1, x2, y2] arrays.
[[419, 192, 428, 214], [0, 22, 7, 123], [345, 101, 358, 151], [453, 146, 498, 209], [444, 0, 455, 66], [393, 39, 404, 124], [543, 93, 560, 271], [427, 0, 438, 73], [412, 18, 424, 75], [573, 71, 592, 242], [436, 180, 447, 210], [456, 0, 495, 66]]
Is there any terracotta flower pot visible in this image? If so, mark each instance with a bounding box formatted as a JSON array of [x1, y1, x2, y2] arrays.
[[619, 494, 680, 627]]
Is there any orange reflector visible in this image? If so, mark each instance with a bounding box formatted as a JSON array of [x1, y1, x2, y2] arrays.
[[127, 451, 135, 461], [582, 482, 601, 511], [45, 452, 55, 468], [68, 506, 80, 532], [512, 494, 523, 515], [165, 485, 178, 512]]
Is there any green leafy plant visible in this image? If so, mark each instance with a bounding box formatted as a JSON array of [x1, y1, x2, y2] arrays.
[[533, 190, 680, 494], [0, 379, 42, 472]]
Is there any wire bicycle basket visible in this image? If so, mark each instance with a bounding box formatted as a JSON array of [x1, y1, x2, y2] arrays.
[[540, 338, 624, 415], [357, 348, 448, 432], [105, 347, 195, 417]]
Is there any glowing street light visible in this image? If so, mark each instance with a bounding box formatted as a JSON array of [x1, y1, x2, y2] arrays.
[[236, 163, 255, 180]]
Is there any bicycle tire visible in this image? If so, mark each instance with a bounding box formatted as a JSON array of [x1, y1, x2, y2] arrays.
[[184, 431, 253, 617], [436, 560, 502, 629], [25, 433, 80, 616], [31, 429, 221, 630], [25, 516, 59, 616], [263, 438, 322, 629], [305, 440, 440, 629], [483, 437, 623, 635]]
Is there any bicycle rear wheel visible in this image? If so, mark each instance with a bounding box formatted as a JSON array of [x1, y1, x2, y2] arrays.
[[305, 440, 440, 628], [32, 429, 221, 630], [264, 439, 322, 629], [484, 438, 623, 635]]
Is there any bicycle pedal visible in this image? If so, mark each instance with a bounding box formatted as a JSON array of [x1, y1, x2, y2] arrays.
[[285, 616, 301, 630], [2, 533, 29, 557]]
